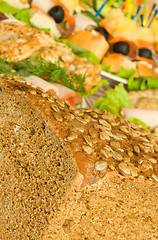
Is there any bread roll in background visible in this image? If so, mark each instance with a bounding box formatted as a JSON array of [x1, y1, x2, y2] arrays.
[[124, 89, 158, 133], [0, 74, 158, 240], [129, 89, 158, 110]]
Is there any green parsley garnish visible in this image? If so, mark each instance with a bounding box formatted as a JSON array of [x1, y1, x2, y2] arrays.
[[0, 56, 86, 94]]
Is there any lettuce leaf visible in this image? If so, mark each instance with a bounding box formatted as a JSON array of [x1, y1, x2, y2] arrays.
[[140, 76, 158, 90], [93, 82, 151, 130], [94, 83, 131, 115], [0, 1, 32, 27], [116, 66, 136, 79], [127, 75, 158, 91], [39, 28, 51, 33], [127, 74, 141, 91], [0, 1, 20, 14], [114, 66, 158, 91], [14, 8, 32, 27], [128, 117, 151, 130], [54, 37, 101, 65]]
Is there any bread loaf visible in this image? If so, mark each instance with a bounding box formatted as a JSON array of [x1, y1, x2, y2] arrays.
[[0, 74, 158, 239]]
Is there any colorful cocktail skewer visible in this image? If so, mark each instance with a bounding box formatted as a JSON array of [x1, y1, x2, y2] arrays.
[[132, 5, 141, 21], [95, 0, 109, 17], [148, 9, 158, 27]]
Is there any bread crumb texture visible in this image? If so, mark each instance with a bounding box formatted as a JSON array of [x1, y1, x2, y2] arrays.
[[46, 175, 158, 240], [0, 75, 157, 240]]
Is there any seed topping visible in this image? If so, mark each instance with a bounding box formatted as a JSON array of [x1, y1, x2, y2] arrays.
[[4, 74, 158, 183], [94, 161, 108, 171]]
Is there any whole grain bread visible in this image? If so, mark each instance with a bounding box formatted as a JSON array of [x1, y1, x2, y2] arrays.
[[0, 74, 158, 240]]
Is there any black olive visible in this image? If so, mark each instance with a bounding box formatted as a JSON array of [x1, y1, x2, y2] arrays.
[[94, 26, 109, 39], [138, 48, 152, 59], [113, 41, 130, 55], [48, 6, 64, 23]]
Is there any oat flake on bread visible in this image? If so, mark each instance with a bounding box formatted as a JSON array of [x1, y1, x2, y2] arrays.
[[0, 74, 158, 240]]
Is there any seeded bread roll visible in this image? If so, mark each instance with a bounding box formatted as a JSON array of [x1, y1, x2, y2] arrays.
[[127, 89, 158, 135], [0, 74, 158, 240], [0, 21, 55, 61], [129, 89, 158, 110]]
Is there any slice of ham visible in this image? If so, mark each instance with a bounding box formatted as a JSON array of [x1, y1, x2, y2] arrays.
[[122, 108, 158, 129], [24, 75, 82, 107], [74, 13, 97, 31]]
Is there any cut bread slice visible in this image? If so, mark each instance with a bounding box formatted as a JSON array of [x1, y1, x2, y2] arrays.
[[0, 74, 79, 240], [44, 173, 158, 240], [126, 89, 158, 132]]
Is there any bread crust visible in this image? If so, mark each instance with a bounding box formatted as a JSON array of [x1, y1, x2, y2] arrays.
[[0, 74, 158, 185]]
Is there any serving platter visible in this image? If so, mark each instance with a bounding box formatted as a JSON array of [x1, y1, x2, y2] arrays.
[[100, 70, 128, 85]]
